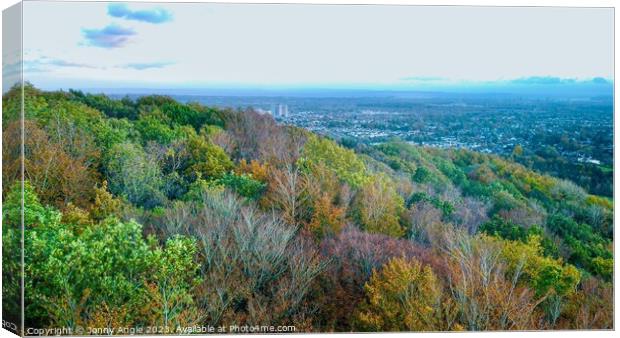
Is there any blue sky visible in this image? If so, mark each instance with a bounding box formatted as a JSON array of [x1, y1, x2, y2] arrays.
[[12, 2, 615, 92]]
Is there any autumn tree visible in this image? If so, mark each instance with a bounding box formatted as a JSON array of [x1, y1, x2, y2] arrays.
[[259, 125, 308, 166], [307, 193, 346, 239], [262, 164, 311, 226], [3, 120, 98, 209], [406, 201, 443, 244], [352, 174, 405, 237], [354, 257, 449, 332], [452, 196, 490, 234], [223, 108, 279, 160], [236, 159, 269, 181], [163, 188, 327, 327], [4, 84, 613, 332], [317, 226, 446, 331], [89, 181, 123, 222], [443, 231, 547, 330], [304, 161, 348, 239], [561, 277, 613, 329]]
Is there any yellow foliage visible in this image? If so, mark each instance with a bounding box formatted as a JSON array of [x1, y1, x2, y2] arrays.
[[61, 203, 94, 229], [585, 195, 613, 210], [354, 257, 444, 332], [89, 181, 121, 222], [495, 235, 580, 297]]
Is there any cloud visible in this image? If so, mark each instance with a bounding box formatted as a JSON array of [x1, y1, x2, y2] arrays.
[[119, 61, 175, 70], [20, 57, 101, 74], [81, 24, 136, 48], [22, 60, 58, 74], [108, 3, 172, 24], [41, 57, 99, 69]]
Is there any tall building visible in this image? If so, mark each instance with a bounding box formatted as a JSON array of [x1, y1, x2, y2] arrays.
[[277, 104, 289, 118]]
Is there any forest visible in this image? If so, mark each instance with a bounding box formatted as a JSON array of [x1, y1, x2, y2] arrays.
[[2, 84, 614, 333]]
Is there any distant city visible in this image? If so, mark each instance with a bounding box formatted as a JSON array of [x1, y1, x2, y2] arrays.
[[160, 93, 611, 159]]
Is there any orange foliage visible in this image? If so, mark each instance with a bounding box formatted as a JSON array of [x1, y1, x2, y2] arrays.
[[307, 193, 345, 239], [3, 120, 98, 209], [236, 159, 269, 182]]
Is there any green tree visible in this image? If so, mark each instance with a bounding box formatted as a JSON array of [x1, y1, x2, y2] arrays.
[[143, 236, 203, 328], [105, 142, 165, 208], [135, 110, 177, 145], [498, 235, 580, 298], [5, 183, 201, 329], [412, 166, 432, 183], [213, 172, 266, 200], [546, 214, 612, 280], [299, 135, 370, 188], [479, 215, 558, 257], [185, 133, 234, 180]]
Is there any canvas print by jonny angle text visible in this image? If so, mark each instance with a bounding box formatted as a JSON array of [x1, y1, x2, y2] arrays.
[[1, 0, 615, 335]]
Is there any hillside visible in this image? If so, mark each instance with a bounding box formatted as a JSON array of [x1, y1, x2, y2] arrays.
[[2, 84, 613, 332]]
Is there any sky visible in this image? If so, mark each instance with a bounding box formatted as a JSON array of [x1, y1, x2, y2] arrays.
[[8, 1, 615, 92]]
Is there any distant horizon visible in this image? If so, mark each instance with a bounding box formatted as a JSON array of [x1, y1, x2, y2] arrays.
[[10, 75, 612, 99]]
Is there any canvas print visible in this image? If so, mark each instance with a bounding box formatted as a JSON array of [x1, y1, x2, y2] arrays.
[[2, 1, 614, 335]]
